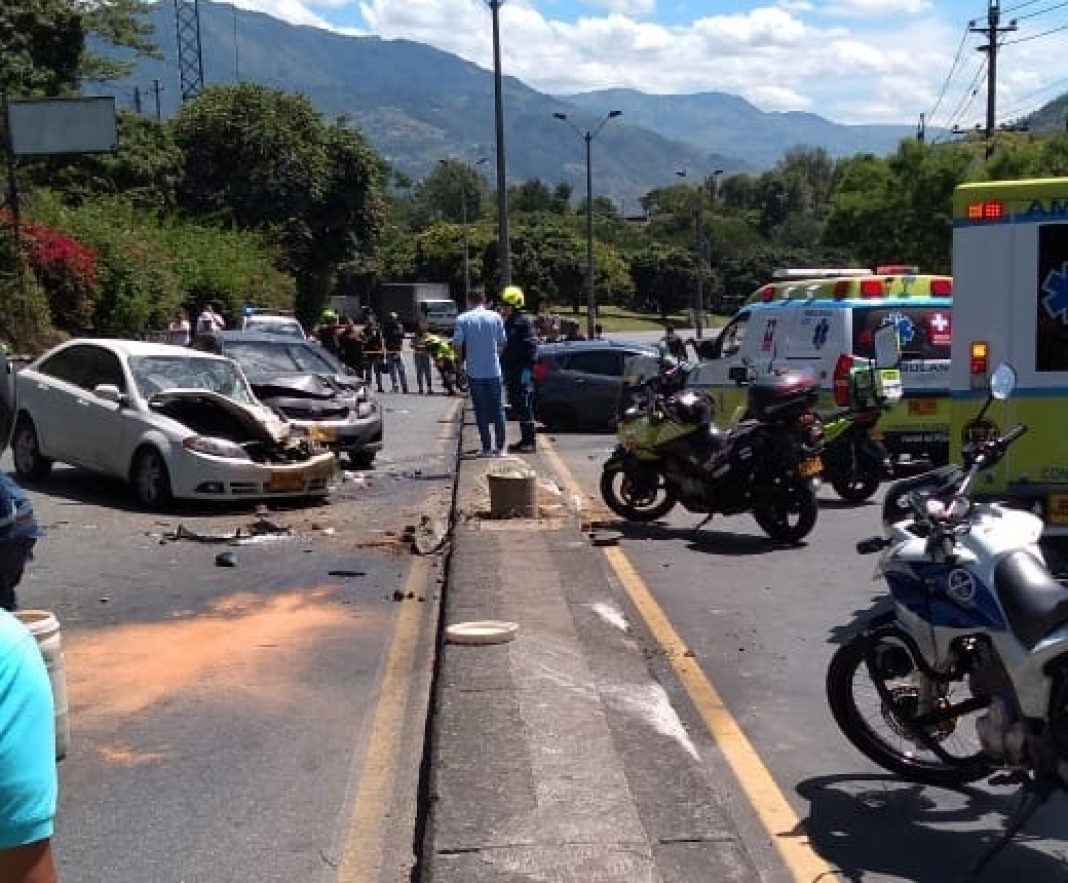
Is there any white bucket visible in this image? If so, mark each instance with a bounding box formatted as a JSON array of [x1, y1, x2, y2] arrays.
[[15, 611, 70, 761]]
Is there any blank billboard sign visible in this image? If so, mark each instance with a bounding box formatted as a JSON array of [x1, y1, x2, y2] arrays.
[[7, 97, 117, 157]]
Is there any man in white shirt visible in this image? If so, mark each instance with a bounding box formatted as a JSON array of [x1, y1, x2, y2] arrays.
[[196, 301, 226, 334]]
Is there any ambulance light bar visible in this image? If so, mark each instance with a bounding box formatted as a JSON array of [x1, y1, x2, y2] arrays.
[[875, 265, 919, 275], [966, 200, 1005, 222], [771, 268, 871, 280]]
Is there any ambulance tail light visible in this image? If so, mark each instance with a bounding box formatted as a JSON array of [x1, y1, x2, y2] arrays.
[[930, 278, 953, 297], [860, 279, 886, 298], [970, 341, 989, 376], [833, 354, 854, 407], [966, 200, 1005, 222], [833, 280, 853, 299]]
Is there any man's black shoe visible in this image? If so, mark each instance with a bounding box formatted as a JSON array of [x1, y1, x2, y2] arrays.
[[511, 440, 537, 453]]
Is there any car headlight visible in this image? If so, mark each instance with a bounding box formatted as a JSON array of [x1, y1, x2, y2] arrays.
[[357, 402, 374, 418], [182, 436, 251, 459]]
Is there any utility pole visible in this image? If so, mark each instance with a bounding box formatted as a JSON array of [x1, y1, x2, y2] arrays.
[[916, 112, 925, 143], [971, 1, 1016, 159], [487, 1, 511, 289], [133, 86, 143, 115], [152, 80, 164, 121]]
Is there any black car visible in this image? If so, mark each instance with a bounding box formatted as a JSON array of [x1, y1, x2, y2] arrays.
[[532, 340, 658, 431], [191, 331, 383, 468]]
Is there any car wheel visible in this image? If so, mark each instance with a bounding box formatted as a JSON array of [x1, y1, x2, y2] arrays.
[[131, 447, 174, 510], [12, 416, 53, 482], [348, 451, 376, 470]]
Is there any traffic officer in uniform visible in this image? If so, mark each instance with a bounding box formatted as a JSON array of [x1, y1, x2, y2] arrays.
[[500, 285, 538, 453]]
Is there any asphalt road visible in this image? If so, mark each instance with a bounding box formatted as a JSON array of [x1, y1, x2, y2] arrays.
[[7, 389, 461, 883], [549, 429, 1068, 882]]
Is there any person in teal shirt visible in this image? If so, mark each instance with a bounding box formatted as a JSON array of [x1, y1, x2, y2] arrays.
[[0, 610, 58, 882]]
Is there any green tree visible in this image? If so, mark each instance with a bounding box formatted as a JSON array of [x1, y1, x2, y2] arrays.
[[172, 84, 385, 324], [0, 0, 154, 96]]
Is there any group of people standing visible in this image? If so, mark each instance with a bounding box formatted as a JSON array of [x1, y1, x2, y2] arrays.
[[317, 310, 457, 396]]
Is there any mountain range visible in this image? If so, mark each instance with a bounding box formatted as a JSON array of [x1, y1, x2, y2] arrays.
[[97, 1, 931, 205]]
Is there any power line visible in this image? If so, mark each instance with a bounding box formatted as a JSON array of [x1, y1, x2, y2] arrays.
[[1013, 0, 1068, 20], [1003, 22, 1068, 44], [938, 56, 989, 138], [1003, 0, 1049, 13], [927, 24, 973, 123], [998, 76, 1068, 116]]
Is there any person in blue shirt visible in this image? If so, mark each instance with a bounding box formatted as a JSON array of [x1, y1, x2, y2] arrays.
[[0, 610, 58, 883], [0, 354, 58, 882], [453, 287, 507, 456]]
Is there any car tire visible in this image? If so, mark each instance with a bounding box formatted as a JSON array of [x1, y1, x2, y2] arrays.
[[131, 447, 174, 511], [12, 416, 53, 482], [348, 451, 376, 470]]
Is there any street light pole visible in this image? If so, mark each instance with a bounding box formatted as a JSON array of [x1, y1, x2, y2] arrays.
[[487, 0, 511, 289], [677, 168, 723, 339], [554, 109, 622, 340], [441, 157, 488, 301]]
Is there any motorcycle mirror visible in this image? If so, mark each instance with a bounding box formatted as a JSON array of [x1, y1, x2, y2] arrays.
[[873, 325, 901, 369], [0, 352, 13, 456], [990, 363, 1017, 400]]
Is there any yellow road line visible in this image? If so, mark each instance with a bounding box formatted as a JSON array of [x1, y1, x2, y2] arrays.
[[337, 557, 428, 883], [540, 438, 836, 883], [338, 403, 459, 880]]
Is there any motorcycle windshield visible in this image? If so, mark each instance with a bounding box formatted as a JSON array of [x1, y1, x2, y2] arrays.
[[0, 354, 13, 456], [618, 353, 659, 416]]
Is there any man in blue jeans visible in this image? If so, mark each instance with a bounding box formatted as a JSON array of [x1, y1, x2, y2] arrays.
[[453, 287, 507, 456]]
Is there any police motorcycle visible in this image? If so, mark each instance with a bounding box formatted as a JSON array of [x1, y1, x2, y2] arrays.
[[600, 354, 825, 543], [0, 351, 41, 611], [819, 326, 904, 502], [826, 362, 1068, 875]]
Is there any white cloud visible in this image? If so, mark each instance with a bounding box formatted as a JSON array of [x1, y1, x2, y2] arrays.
[[824, 0, 931, 14], [225, 0, 1068, 126], [581, 0, 657, 15]]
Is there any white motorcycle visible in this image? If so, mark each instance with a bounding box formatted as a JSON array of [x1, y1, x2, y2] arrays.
[[826, 363, 1068, 875]]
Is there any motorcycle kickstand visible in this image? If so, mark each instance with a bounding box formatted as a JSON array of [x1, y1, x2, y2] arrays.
[[693, 514, 714, 534], [960, 776, 1055, 880]]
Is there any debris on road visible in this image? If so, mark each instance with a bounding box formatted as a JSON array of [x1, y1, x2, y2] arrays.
[[445, 620, 519, 645], [215, 551, 238, 567], [327, 570, 367, 578], [154, 518, 295, 546]]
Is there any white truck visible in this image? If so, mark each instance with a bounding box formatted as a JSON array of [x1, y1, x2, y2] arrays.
[[372, 282, 458, 333]]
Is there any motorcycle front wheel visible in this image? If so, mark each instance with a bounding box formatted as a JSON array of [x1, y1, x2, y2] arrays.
[[751, 478, 818, 543], [826, 627, 992, 787], [600, 463, 677, 522]]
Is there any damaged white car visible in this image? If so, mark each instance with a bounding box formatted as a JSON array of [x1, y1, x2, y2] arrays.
[[12, 339, 336, 508]]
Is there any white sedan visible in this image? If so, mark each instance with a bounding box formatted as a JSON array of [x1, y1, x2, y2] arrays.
[[12, 339, 336, 508]]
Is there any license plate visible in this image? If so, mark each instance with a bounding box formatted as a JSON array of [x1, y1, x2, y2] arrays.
[[1049, 493, 1068, 525], [799, 457, 822, 478], [907, 398, 938, 416], [307, 425, 337, 442], [269, 471, 305, 492]]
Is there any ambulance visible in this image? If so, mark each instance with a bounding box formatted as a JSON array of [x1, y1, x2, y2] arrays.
[[950, 177, 1068, 532], [688, 268, 954, 464]]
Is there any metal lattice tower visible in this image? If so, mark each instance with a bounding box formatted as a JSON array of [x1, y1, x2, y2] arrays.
[[174, 0, 205, 102]]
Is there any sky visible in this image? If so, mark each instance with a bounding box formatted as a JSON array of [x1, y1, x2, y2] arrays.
[[224, 0, 1068, 127]]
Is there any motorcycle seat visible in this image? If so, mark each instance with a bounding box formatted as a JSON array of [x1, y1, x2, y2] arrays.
[[995, 550, 1068, 648]]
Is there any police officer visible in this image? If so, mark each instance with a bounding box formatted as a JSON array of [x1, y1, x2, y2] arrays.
[[500, 285, 537, 453]]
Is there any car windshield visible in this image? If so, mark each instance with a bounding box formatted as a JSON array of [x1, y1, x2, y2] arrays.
[[223, 340, 341, 377], [130, 355, 256, 404]]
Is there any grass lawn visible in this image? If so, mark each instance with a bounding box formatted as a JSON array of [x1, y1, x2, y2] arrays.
[[541, 304, 727, 334]]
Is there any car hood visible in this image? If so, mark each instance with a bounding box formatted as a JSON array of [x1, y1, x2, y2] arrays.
[[149, 389, 289, 445], [248, 372, 365, 401]]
